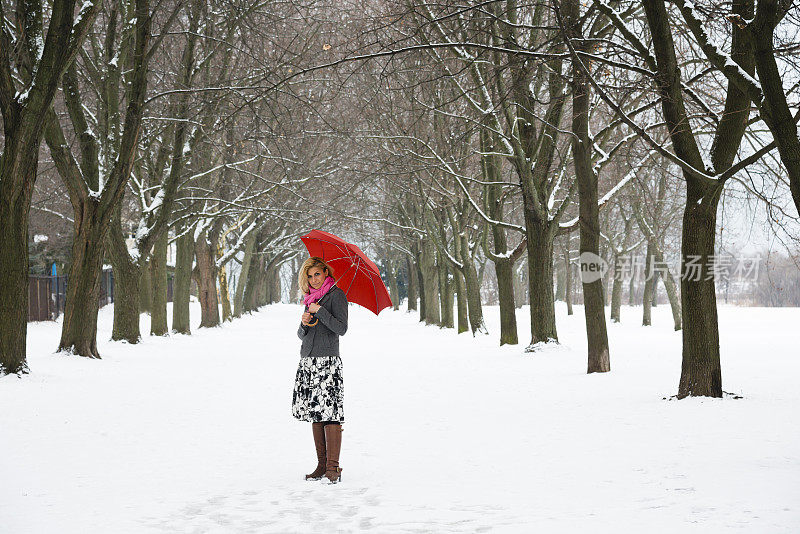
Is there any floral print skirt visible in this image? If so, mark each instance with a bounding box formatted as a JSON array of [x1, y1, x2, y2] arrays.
[[291, 356, 345, 423]]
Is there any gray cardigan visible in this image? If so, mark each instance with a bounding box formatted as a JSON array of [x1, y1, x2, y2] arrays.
[[297, 285, 348, 357]]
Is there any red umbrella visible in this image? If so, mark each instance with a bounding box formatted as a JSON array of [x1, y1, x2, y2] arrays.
[[300, 229, 393, 315]]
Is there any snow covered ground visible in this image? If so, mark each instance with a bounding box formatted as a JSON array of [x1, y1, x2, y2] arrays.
[[2, 301, 799, 533]]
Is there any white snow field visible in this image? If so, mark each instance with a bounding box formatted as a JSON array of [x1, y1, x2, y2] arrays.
[[2, 301, 799, 533]]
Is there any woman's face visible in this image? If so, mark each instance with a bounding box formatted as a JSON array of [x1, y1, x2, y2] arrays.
[[307, 266, 327, 290]]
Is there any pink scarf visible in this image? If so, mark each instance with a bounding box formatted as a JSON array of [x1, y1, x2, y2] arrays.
[[303, 276, 336, 308]]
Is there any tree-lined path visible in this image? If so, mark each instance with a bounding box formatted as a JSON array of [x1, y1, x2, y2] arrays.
[[2, 302, 798, 532], [3, 1, 800, 531]]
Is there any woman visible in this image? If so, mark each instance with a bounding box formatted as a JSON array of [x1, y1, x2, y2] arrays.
[[292, 256, 348, 484]]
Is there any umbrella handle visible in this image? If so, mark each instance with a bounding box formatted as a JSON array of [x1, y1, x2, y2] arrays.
[[305, 306, 318, 326]]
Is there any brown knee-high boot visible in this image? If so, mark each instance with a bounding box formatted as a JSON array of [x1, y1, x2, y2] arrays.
[[305, 422, 327, 480], [324, 423, 343, 483]]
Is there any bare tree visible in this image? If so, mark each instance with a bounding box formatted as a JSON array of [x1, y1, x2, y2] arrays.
[[0, 0, 99, 374]]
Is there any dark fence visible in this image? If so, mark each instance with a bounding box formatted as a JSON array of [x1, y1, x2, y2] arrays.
[[27, 268, 114, 322], [28, 276, 56, 321]]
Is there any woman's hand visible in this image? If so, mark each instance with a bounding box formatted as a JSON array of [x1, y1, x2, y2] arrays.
[[308, 302, 321, 313], [301, 311, 312, 325]]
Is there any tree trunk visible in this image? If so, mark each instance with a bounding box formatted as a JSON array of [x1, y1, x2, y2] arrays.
[[58, 209, 104, 357], [477, 257, 487, 293], [580, 246, 611, 373], [150, 230, 169, 335], [642, 243, 654, 326], [216, 241, 232, 322], [654, 247, 682, 330], [436, 260, 448, 327], [172, 229, 193, 334], [439, 261, 454, 328], [525, 218, 558, 348], [485, 167, 519, 343], [406, 256, 418, 312], [271, 265, 282, 303], [233, 230, 256, 318], [264, 265, 273, 304], [258, 264, 269, 307], [568, 5, 610, 373], [104, 204, 142, 343], [678, 184, 723, 398], [628, 265, 636, 306], [0, 177, 34, 374], [264, 264, 281, 304], [651, 271, 660, 307], [111, 256, 141, 343], [415, 246, 426, 322], [453, 266, 469, 333], [611, 217, 635, 322], [459, 235, 486, 335], [480, 127, 519, 344], [555, 262, 566, 301], [565, 253, 574, 316], [514, 260, 527, 309], [610, 253, 623, 323], [389, 261, 400, 311], [420, 239, 440, 325], [195, 230, 220, 328], [495, 258, 518, 344], [243, 256, 262, 313]]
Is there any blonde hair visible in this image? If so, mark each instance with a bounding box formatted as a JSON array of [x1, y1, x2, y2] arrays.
[[298, 256, 336, 294]]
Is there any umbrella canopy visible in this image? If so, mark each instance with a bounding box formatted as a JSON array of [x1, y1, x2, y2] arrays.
[[300, 229, 393, 315]]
